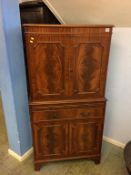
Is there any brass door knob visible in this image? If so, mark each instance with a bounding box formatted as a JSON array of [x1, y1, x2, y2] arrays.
[[31, 37, 34, 40], [30, 40, 34, 43]]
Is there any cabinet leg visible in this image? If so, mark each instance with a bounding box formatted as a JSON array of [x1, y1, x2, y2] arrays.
[[94, 157, 101, 164], [34, 164, 41, 171]]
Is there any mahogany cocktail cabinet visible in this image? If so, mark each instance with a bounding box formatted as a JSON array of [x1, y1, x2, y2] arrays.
[[23, 24, 113, 171]]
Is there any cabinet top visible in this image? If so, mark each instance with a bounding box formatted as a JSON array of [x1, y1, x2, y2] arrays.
[[23, 24, 114, 35], [23, 24, 114, 28]]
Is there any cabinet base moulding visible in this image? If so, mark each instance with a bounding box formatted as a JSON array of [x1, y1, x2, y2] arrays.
[[34, 155, 101, 171]]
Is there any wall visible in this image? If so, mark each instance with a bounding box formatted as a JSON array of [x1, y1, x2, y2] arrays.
[[19, 0, 32, 2], [104, 28, 131, 144], [46, 0, 131, 27], [0, 0, 32, 155], [0, 3, 20, 154]]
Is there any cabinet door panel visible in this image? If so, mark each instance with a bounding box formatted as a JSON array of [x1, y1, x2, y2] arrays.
[[25, 34, 68, 101], [69, 119, 103, 156], [75, 43, 102, 92], [69, 37, 110, 99], [33, 121, 68, 160]]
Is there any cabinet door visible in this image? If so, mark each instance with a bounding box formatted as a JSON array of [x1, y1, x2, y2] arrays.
[[69, 36, 110, 98], [69, 118, 103, 156], [25, 34, 69, 101], [33, 121, 68, 160]]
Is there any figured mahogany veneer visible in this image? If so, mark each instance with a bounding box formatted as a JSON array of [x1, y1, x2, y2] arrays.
[[23, 24, 113, 171]]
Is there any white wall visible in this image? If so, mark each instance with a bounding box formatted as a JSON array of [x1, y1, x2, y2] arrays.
[[47, 0, 131, 27], [104, 28, 131, 144]]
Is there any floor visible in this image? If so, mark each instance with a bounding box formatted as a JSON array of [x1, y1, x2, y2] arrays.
[[0, 97, 128, 175]]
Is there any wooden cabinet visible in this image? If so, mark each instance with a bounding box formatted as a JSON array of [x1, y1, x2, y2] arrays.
[[23, 24, 113, 170]]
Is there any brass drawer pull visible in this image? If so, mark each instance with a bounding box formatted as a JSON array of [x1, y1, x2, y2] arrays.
[[48, 114, 58, 119], [80, 112, 90, 117], [74, 89, 78, 94], [52, 113, 58, 119], [61, 89, 64, 93]]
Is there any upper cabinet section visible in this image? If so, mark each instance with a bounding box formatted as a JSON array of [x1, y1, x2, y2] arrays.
[[23, 25, 113, 102]]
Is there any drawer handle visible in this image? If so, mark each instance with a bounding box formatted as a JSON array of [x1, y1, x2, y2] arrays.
[[73, 89, 78, 94], [52, 113, 58, 119], [80, 112, 89, 117], [61, 89, 64, 93]]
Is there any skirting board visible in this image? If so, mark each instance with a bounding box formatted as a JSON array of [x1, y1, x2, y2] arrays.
[[8, 147, 33, 162], [103, 136, 125, 149], [8, 137, 125, 161]]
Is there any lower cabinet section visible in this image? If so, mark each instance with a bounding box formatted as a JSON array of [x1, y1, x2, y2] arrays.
[[31, 102, 105, 170]]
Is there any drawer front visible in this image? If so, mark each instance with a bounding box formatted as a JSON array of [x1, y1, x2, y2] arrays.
[[31, 104, 105, 122]]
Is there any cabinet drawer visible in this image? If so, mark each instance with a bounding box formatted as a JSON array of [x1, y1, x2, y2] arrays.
[[31, 104, 105, 122]]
